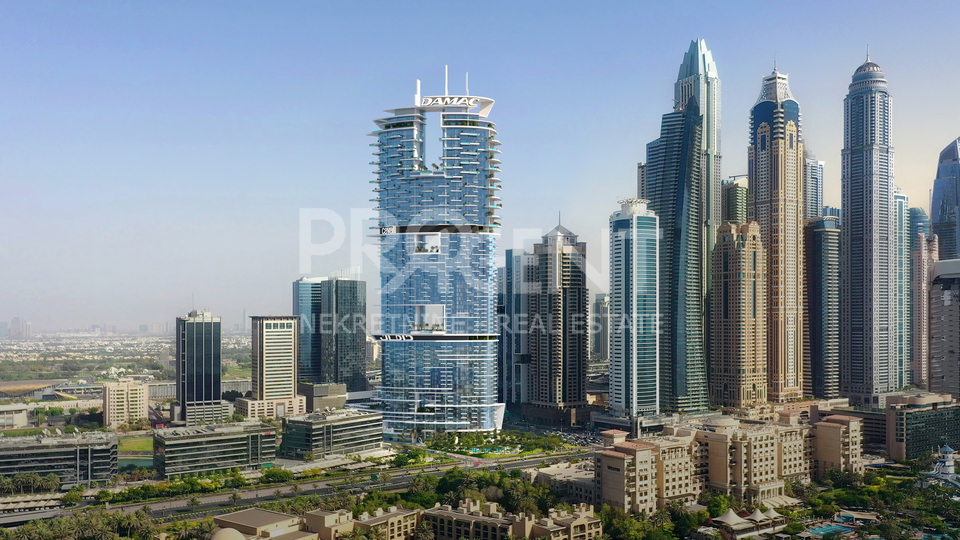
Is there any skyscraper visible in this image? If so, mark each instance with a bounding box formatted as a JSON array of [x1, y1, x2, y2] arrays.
[[721, 176, 748, 224], [823, 206, 842, 224], [805, 216, 841, 399], [931, 137, 960, 260], [637, 163, 646, 199], [709, 222, 767, 408], [676, 39, 722, 267], [913, 232, 938, 389], [930, 260, 960, 399], [372, 81, 503, 440], [293, 277, 368, 391], [748, 68, 805, 402], [592, 293, 611, 362], [893, 190, 911, 388], [236, 316, 307, 419], [609, 199, 660, 418], [499, 249, 536, 407], [175, 310, 224, 425], [841, 57, 897, 407], [645, 92, 706, 411], [525, 225, 589, 426], [804, 151, 825, 219], [293, 277, 324, 384]]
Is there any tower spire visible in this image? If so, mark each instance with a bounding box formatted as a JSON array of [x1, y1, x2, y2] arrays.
[[866, 44, 870, 62]]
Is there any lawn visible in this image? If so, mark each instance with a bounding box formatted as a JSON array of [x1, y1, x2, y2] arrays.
[[119, 436, 153, 453]]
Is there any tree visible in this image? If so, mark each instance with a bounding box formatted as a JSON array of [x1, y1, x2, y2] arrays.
[[414, 522, 435, 540], [229, 492, 242, 504], [188, 496, 201, 509], [222, 390, 243, 402], [707, 494, 730, 518], [62, 486, 84, 505]]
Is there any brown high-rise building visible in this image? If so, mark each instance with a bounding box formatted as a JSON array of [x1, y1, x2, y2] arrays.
[[748, 69, 805, 402], [710, 222, 767, 408]]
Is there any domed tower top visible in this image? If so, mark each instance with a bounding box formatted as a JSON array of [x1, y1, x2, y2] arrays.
[[850, 52, 888, 93]]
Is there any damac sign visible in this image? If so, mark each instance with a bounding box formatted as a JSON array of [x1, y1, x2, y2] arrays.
[[420, 96, 481, 107], [379, 334, 413, 341]]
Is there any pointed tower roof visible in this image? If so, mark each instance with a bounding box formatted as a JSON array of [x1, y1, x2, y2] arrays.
[[747, 509, 769, 522], [755, 67, 794, 104], [542, 224, 578, 242], [677, 39, 718, 80]]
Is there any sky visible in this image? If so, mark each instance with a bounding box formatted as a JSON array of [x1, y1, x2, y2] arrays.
[[2, 1, 959, 332]]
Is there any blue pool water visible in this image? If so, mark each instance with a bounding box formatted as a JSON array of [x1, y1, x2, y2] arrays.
[[810, 525, 855, 536]]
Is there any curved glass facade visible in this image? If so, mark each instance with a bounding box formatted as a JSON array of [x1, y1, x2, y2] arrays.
[[371, 93, 504, 440]]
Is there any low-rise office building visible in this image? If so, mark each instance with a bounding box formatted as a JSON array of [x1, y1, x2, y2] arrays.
[[0, 404, 29, 429], [280, 409, 383, 460], [153, 422, 276, 478], [886, 393, 960, 460], [0, 431, 117, 488]]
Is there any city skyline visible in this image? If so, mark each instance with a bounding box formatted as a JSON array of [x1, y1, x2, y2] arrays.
[[3, 3, 960, 330]]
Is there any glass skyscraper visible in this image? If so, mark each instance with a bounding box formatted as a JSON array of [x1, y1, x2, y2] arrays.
[[931, 137, 960, 260], [748, 68, 805, 402], [804, 151, 825, 219], [371, 83, 504, 440], [293, 277, 368, 391], [645, 93, 706, 412], [175, 310, 224, 426], [498, 249, 535, 407], [805, 217, 841, 399], [841, 58, 897, 407], [609, 199, 659, 418], [894, 190, 911, 389]]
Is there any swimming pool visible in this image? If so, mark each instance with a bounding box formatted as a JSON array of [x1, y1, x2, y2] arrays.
[[810, 525, 855, 536]]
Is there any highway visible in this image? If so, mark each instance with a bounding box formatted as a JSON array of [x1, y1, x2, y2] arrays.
[[80, 449, 592, 523]]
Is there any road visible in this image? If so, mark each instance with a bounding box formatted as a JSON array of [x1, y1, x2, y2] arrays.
[[78, 450, 591, 523]]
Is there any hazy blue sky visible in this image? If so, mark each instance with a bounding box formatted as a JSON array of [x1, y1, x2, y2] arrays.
[[2, 1, 958, 331]]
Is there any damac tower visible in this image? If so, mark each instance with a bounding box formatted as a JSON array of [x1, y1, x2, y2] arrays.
[[371, 81, 505, 440]]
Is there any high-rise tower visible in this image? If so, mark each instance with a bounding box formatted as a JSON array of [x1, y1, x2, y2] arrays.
[[841, 57, 897, 407], [676, 39, 722, 265], [609, 199, 660, 418], [913, 232, 938, 389], [645, 94, 706, 411], [804, 151, 825, 219], [748, 68, 805, 402], [930, 260, 960, 398], [525, 225, 589, 426], [293, 277, 367, 391], [931, 137, 960, 260], [175, 310, 224, 425], [894, 190, 911, 388], [371, 81, 504, 440], [499, 249, 536, 407], [721, 176, 748, 224], [709, 222, 767, 408], [805, 217, 841, 399]]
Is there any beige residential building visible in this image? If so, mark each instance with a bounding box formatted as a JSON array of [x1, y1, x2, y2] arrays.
[[811, 415, 864, 480], [305, 501, 601, 540], [236, 316, 307, 419], [710, 222, 768, 408], [912, 233, 938, 389], [526, 462, 596, 503], [102, 378, 148, 428], [213, 508, 315, 539], [748, 70, 806, 402], [422, 500, 601, 540], [594, 430, 657, 515], [597, 413, 856, 507], [306, 506, 419, 540]]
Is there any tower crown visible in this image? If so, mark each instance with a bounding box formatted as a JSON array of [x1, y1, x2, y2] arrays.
[[755, 69, 794, 105], [850, 60, 887, 92]]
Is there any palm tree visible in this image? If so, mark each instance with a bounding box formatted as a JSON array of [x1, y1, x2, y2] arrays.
[[368, 526, 387, 540], [414, 522, 435, 540], [292, 483, 302, 494], [229, 492, 242, 505], [650, 509, 671, 529], [274, 488, 283, 499], [47, 517, 77, 540], [187, 496, 201, 509]]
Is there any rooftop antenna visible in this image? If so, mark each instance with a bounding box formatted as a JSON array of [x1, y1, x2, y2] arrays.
[[773, 53, 777, 72], [192, 293, 195, 311], [444, 65, 449, 95], [415, 79, 421, 104], [466, 72, 469, 95], [866, 44, 870, 61], [558, 210, 561, 226]]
